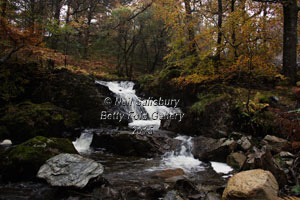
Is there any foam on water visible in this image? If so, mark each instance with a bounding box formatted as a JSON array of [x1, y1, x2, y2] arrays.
[[147, 136, 204, 173], [72, 129, 94, 153], [210, 161, 234, 174]]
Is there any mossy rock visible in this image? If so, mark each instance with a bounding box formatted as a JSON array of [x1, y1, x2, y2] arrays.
[[168, 88, 236, 137], [0, 101, 80, 144], [32, 68, 110, 127], [0, 136, 77, 181]]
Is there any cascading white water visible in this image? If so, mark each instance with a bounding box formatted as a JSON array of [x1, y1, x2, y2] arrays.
[[72, 129, 94, 153], [150, 135, 233, 174], [96, 81, 147, 119], [96, 81, 180, 130], [159, 136, 203, 173]]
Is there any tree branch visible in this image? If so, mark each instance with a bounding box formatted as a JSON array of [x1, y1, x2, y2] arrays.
[[112, 1, 153, 30], [0, 45, 25, 64]]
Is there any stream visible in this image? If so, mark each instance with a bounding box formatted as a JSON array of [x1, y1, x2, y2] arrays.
[[72, 81, 233, 195]]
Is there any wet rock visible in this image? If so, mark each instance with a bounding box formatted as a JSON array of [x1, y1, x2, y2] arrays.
[[156, 168, 185, 178], [91, 130, 180, 157], [174, 179, 199, 197], [261, 135, 289, 154], [222, 169, 279, 200], [37, 153, 103, 189], [139, 184, 168, 199], [163, 190, 184, 200], [189, 193, 205, 199], [193, 137, 236, 162], [0, 102, 80, 144], [245, 146, 287, 187], [0, 136, 77, 181], [237, 136, 252, 151], [205, 192, 221, 200], [0, 181, 60, 200], [226, 152, 246, 170], [92, 186, 121, 200]]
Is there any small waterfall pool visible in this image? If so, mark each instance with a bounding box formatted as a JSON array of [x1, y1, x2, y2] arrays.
[[72, 81, 233, 190]]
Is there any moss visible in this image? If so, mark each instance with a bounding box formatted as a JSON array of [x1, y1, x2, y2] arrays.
[[0, 101, 80, 144], [0, 136, 77, 181], [158, 66, 181, 83], [254, 92, 273, 104], [190, 93, 230, 115]]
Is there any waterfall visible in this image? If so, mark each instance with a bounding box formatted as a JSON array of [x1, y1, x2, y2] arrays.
[[96, 81, 147, 119], [160, 136, 203, 173], [72, 129, 94, 153], [148, 135, 234, 175], [96, 81, 180, 130]]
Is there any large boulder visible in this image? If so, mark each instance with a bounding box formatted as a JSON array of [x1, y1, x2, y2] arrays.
[[91, 129, 180, 157], [37, 153, 104, 189], [226, 152, 246, 170], [0, 101, 80, 144], [222, 169, 279, 200], [161, 92, 233, 138], [192, 136, 236, 162], [0, 136, 77, 181], [32, 68, 113, 127]]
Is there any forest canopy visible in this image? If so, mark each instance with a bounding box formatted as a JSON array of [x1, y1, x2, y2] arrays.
[[0, 0, 299, 85]]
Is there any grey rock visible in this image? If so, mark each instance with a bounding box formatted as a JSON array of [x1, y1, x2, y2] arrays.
[[163, 190, 183, 200], [261, 135, 289, 153], [205, 192, 221, 200], [37, 153, 104, 188], [193, 137, 236, 162], [237, 136, 252, 151], [91, 129, 180, 157]]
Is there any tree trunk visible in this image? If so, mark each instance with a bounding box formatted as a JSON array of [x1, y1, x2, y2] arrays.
[[282, 0, 298, 84], [231, 0, 238, 58], [51, 0, 62, 50], [216, 0, 223, 63], [1, 0, 7, 17], [184, 0, 196, 56]]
